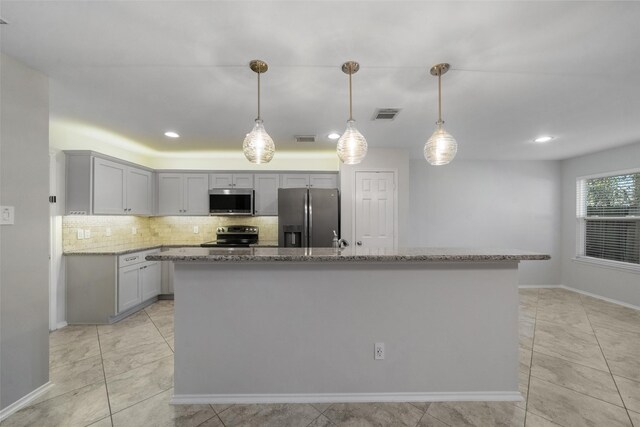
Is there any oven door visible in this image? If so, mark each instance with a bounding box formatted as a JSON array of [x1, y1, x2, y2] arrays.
[[208, 189, 254, 216]]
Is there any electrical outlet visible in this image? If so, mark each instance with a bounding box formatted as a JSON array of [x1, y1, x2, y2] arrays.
[[193, 225, 199, 234], [131, 227, 137, 235], [0, 206, 15, 225], [105, 227, 112, 237], [77, 228, 85, 240], [84, 229, 91, 239], [374, 343, 385, 360]]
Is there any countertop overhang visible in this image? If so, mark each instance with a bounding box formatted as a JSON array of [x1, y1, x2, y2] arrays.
[[145, 247, 550, 263]]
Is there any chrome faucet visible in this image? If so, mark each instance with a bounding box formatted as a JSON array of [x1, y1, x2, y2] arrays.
[[332, 230, 349, 249]]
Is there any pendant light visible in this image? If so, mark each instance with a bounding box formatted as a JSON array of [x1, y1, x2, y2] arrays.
[[243, 60, 275, 164], [337, 61, 368, 165], [424, 63, 457, 166]]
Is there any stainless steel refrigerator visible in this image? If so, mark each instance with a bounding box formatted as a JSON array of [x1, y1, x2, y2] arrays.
[[278, 188, 340, 248]]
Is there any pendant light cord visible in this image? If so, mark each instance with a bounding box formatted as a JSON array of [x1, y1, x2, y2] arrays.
[[348, 68, 353, 121], [257, 71, 261, 121], [438, 71, 442, 124]]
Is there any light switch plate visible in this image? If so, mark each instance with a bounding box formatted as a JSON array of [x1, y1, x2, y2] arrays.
[[84, 229, 91, 239], [77, 228, 85, 240], [131, 227, 137, 235], [193, 225, 199, 234], [0, 206, 15, 225]]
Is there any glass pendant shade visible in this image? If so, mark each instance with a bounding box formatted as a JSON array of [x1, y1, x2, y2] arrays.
[[243, 119, 275, 164], [424, 122, 457, 166], [337, 120, 368, 165]]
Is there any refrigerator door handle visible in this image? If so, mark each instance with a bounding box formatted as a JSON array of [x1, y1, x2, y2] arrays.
[[304, 191, 309, 248], [308, 190, 313, 248]]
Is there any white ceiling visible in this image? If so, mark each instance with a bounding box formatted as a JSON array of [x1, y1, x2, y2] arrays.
[[1, 1, 640, 160]]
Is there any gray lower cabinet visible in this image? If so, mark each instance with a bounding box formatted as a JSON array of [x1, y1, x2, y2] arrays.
[[66, 248, 161, 324]]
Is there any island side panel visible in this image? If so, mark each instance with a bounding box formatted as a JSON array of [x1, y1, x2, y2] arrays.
[[173, 261, 519, 401]]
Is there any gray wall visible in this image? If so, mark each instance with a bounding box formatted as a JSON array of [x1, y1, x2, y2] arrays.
[[408, 160, 562, 286], [0, 54, 50, 410], [561, 142, 640, 306]]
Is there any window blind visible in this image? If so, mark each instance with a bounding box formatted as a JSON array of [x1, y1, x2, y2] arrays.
[[577, 172, 640, 265]]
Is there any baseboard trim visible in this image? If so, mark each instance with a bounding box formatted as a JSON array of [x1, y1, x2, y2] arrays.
[[56, 321, 68, 330], [518, 285, 560, 289], [0, 382, 53, 422], [560, 285, 640, 311], [171, 391, 523, 405]]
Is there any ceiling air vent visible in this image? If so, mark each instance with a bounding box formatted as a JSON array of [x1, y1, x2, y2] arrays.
[[372, 108, 401, 121], [295, 135, 316, 143]]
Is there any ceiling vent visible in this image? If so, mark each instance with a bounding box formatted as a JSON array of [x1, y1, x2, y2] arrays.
[[0, 19, 8, 25], [372, 108, 401, 121], [295, 135, 316, 143]]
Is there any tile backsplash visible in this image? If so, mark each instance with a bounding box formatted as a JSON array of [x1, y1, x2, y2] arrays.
[[62, 215, 278, 251]]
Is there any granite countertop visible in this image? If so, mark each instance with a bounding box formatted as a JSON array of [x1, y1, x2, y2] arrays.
[[145, 247, 551, 263], [63, 243, 201, 256], [63, 240, 281, 255]]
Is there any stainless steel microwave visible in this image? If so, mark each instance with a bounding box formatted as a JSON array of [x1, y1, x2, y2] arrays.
[[208, 189, 254, 216]]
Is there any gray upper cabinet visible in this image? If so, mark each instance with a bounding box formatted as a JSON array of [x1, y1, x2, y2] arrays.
[[126, 167, 153, 215], [309, 174, 338, 189], [209, 173, 254, 189], [254, 174, 279, 216], [280, 174, 310, 189], [66, 153, 153, 215], [158, 173, 208, 215], [93, 158, 126, 214], [281, 173, 338, 189]]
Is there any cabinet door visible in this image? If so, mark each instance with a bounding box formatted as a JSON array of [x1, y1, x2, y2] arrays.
[[209, 173, 233, 188], [118, 264, 141, 313], [233, 174, 254, 189], [281, 174, 310, 189], [254, 174, 279, 216], [158, 173, 184, 215], [126, 167, 153, 215], [309, 174, 338, 189], [141, 261, 161, 301], [183, 174, 209, 215], [94, 158, 126, 214]]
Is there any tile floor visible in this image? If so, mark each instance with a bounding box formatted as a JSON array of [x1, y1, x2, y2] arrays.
[[2, 288, 640, 426]]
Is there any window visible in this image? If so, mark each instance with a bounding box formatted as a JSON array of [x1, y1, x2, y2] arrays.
[[576, 170, 640, 268]]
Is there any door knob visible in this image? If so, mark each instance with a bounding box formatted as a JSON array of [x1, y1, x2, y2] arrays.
[[357, 241, 363, 246]]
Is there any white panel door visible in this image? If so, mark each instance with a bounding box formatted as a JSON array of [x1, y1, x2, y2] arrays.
[[126, 167, 152, 215], [158, 173, 184, 215], [183, 174, 209, 215], [93, 158, 126, 214], [355, 171, 396, 249]]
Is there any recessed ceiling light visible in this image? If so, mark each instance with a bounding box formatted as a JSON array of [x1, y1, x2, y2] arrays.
[[164, 131, 180, 138], [533, 135, 554, 143], [327, 133, 340, 140]]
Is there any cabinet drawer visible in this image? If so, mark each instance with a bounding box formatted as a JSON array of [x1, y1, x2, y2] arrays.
[[119, 253, 142, 267], [118, 249, 160, 268]]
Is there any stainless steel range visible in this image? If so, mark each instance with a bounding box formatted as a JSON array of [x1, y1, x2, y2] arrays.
[[201, 225, 258, 247]]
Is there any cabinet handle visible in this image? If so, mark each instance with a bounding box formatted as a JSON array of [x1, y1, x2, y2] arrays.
[[125, 257, 137, 261]]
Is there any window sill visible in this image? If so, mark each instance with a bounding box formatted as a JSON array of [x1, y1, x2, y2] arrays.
[[572, 256, 640, 274]]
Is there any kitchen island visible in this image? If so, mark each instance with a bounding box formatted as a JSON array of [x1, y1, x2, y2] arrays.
[[148, 247, 549, 405]]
